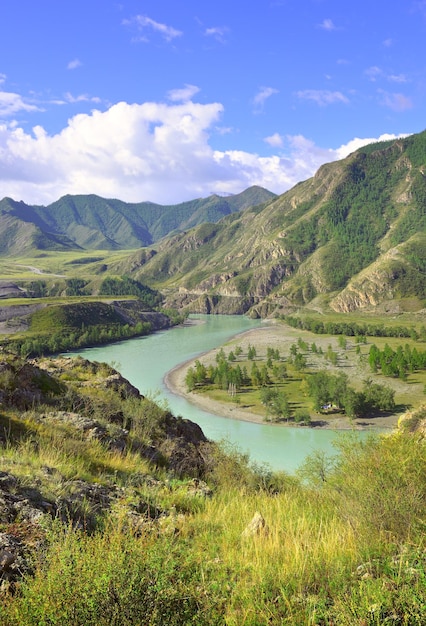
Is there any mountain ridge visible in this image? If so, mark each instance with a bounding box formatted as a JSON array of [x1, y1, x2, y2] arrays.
[[0, 186, 276, 254], [115, 130, 426, 315]]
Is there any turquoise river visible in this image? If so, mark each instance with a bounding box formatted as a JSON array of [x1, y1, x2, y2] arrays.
[[68, 314, 368, 473]]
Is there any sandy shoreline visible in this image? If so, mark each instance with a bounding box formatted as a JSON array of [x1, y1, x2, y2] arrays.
[[164, 323, 399, 431]]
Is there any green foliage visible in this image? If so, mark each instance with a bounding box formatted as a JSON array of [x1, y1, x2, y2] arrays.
[[6, 317, 153, 358], [64, 278, 89, 296], [0, 340, 425, 624], [260, 387, 291, 421], [330, 432, 426, 539], [1, 521, 217, 626], [30, 303, 123, 332], [283, 314, 420, 340], [123, 394, 169, 444], [369, 343, 426, 379], [99, 277, 162, 308], [307, 370, 395, 417]]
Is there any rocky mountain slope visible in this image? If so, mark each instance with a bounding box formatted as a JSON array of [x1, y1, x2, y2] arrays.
[[116, 131, 426, 315], [0, 186, 275, 254]]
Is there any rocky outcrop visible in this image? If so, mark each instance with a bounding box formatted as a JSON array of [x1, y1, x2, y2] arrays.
[[0, 282, 27, 299], [0, 352, 218, 588], [397, 405, 426, 437], [241, 512, 269, 538], [110, 300, 171, 330]]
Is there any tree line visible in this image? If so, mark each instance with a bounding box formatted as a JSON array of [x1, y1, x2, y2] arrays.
[[368, 343, 426, 379], [2, 321, 153, 358], [283, 314, 424, 341]]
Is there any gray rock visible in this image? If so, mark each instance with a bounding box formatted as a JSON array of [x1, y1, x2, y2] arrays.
[[241, 512, 269, 538]]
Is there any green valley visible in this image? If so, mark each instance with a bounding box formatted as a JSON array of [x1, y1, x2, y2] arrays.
[[0, 131, 425, 624]]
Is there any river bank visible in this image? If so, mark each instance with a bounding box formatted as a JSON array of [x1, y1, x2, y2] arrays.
[[164, 322, 400, 431]]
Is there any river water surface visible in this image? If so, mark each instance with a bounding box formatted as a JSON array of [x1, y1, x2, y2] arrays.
[[68, 314, 361, 473]]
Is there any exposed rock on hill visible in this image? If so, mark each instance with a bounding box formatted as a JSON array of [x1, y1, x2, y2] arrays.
[[0, 352, 215, 586], [118, 131, 426, 315]]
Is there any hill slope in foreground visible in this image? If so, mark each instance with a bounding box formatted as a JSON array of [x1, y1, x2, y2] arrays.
[[0, 351, 425, 624]]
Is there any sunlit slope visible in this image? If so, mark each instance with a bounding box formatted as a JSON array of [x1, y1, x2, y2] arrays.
[[119, 131, 426, 313]]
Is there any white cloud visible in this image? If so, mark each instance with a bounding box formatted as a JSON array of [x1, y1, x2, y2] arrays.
[[296, 89, 349, 106], [378, 90, 413, 112], [67, 59, 82, 70], [64, 92, 102, 104], [365, 67, 409, 84], [334, 133, 409, 159], [0, 91, 41, 116], [123, 15, 182, 42], [204, 26, 229, 43], [387, 74, 408, 84], [0, 99, 412, 206], [318, 18, 336, 31], [264, 133, 284, 147], [253, 87, 279, 110], [167, 84, 200, 102], [365, 66, 383, 82]]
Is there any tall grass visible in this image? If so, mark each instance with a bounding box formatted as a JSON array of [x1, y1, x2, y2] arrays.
[[0, 426, 425, 624]]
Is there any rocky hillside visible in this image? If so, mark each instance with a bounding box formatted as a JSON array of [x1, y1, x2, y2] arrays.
[[116, 131, 426, 315], [0, 353, 214, 587], [0, 186, 275, 254]]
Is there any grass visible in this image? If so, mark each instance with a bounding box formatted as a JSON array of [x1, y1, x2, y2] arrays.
[[0, 425, 425, 625], [0, 249, 140, 279], [0, 349, 425, 624]]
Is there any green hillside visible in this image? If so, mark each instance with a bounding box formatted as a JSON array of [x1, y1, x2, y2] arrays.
[[0, 186, 276, 255], [117, 130, 426, 315]]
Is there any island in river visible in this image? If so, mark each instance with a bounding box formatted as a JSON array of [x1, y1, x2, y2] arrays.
[[165, 320, 401, 431]]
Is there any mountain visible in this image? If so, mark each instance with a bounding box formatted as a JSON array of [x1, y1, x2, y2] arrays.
[[115, 130, 426, 314], [0, 186, 276, 255]]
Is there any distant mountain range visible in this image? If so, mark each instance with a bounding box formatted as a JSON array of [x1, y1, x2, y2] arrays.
[[1, 130, 425, 315], [0, 186, 276, 254], [110, 130, 426, 314]]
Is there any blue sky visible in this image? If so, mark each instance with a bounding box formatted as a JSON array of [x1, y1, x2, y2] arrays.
[[0, 0, 425, 205]]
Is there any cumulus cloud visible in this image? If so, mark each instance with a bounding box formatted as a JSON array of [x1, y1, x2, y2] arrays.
[[0, 99, 411, 205], [296, 89, 349, 106], [123, 15, 182, 42], [334, 133, 409, 159]]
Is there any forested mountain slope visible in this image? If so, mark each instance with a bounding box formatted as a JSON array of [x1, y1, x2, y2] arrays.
[[118, 130, 426, 314]]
